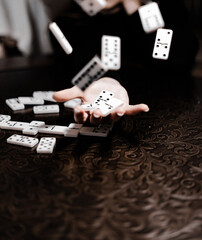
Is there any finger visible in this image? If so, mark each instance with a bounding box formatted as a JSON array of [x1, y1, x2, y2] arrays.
[[53, 86, 83, 102], [74, 106, 89, 123], [104, 0, 121, 9], [110, 106, 126, 122], [124, 104, 149, 115], [122, 0, 141, 15], [89, 108, 103, 125]]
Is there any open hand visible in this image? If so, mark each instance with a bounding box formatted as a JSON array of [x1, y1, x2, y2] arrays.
[[53, 77, 149, 125]]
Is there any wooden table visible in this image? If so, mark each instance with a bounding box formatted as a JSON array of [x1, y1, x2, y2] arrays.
[[0, 62, 202, 240]]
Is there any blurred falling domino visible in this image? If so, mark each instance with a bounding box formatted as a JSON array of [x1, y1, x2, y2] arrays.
[[49, 22, 73, 55]]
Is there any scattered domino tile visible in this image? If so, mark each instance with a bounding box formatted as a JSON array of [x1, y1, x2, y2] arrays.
[[64, 98, 82, 108], [7, 134, 39, 148], [33, 91, 56, 102], [18, 97, 44, 105], [0, 121, 29, 131], [33, 105, 59, 114], [74, 0, 106, 16], [68, 123, 83, 129], [0, 114, 11, 126], [101, 35, 121, 70], [38, 125, 68, 135], [81, 104, 96, 112], [5, 98, 25, 111], [29, 120, 45, 127], [152, 28, 173, 60], [22, 126, 38, 136], [36, 137, 56, 154], [64, 128, 80, 138], [138, 2, 165, 33]]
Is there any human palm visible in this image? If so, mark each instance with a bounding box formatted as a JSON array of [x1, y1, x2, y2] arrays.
[[53, 77, 149, 125]]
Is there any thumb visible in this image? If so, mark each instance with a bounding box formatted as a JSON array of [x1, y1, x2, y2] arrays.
[[53, 86, 84, 102]]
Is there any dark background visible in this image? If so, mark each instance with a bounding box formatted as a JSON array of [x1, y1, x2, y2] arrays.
[[0, 1, 202, 240]]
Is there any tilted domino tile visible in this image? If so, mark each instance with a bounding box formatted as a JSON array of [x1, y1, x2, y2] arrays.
[[64, 128, 80, 138], [74, 0, 106, 16], [64, 98, 82, 108], [68, 123, 83, 129], [18, 97, 44, 105], [33, 105, 59, 114], [93, 90, 115, 106], [96, 97, 124, 117], [101, 35, 121, 70], [0, 114, 11, 126], [5, 98, 25, 111], [71, 55, 108, 91], [29, 120, 45, 127], [7, 134, 39, 148], [36, 137, 56, 154], [152, 28, 173, 60], [64, 123, 82, 136], [0, 121, 29, 130], [22, 126, 39, 136], [138, 2, 165, 33], [80, 103, 96, 112], [38, 125, 68, 135], [49, 22, 73, 55]]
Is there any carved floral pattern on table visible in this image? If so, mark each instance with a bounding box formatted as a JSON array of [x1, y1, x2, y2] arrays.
[[0, 96, 201, 240]]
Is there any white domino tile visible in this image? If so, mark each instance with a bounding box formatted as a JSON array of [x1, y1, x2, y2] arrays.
[[29, 121, 45, 127], [68, 123, 83, 129], [22, 126, 39, 136], [152, 28, 173, 60], [5, 98, 25, 111], [33, 91, 56, 102], [64, 128, 80, 138], [0, 121, 29, 131], [74, 0, 106, 16], [7, 134, 39, 148], [18, 97, 44, 105], [38, 125, 68, 135], [71, 55, 107, 91], [0, 114, 11, 126], [138, 2, 165, 33], [36, 137, 56, 154], [33, 105, 59, 114], [64, 98, 82, 108], [101, 35, 121, 70]]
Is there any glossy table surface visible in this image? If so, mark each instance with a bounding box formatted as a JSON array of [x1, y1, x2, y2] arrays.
[[0, 61, 202, 240]]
